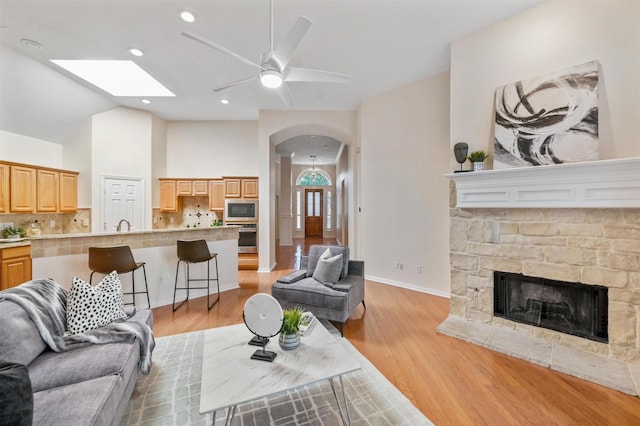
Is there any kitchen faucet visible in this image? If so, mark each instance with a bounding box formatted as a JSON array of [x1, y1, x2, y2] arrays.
[[116, 219, 131, 232]]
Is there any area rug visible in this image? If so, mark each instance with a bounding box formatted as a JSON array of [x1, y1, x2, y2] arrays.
[[123, 321, 432, 425]]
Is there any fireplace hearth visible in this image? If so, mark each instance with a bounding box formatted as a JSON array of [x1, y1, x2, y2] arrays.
[[494, 271, 608, 343]]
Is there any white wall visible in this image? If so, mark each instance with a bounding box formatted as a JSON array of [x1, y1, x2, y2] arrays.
[[450, 0, 640, 170], [358, 72, 451, 297], [166, 121, 258, 177], [63, 119, 92, 208], [91, 107, 154, 231], [151, 115, 167, 207], [0, 130, 63, 168]]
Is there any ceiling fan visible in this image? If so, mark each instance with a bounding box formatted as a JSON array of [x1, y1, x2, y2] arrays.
[[181, 0, 351, 106]]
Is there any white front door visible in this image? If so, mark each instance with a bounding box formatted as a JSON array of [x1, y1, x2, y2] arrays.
[[102, 177, 144, 232]]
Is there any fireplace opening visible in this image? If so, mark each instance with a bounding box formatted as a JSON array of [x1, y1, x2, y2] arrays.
[[494, 272, 608, 343]]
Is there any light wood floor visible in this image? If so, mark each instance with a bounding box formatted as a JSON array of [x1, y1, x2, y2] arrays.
[[152, 238, 640, 425]]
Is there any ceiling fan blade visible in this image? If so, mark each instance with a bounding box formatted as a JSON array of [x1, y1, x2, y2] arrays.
[[272, 16, 312, 69], [212, 76, 258, 92], [275, 84, 295, 107], [284, 67, 352, 84], [182, 31, 264, 71]]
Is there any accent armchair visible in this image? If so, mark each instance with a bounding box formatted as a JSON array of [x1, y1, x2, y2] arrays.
[[271, 245, 365, 336]]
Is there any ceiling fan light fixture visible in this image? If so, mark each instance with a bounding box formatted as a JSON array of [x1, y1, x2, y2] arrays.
[[260, 69, 283, 88], [180, 11, 195, 23]]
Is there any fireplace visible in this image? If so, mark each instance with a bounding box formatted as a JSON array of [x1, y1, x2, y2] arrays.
[[493, 272, 608, 343]]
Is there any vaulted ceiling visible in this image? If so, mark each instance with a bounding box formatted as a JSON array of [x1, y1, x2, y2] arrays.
[[0, 0, 542, 149]]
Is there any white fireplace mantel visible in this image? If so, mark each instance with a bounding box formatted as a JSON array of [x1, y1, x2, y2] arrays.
[[446, 158, 640, 209]]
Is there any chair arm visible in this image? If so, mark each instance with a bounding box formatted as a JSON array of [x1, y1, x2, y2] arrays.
[[347, 260, 364, 277], [276, 269, 307, 284]]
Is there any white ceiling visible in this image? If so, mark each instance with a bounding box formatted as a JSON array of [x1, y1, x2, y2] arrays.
[[0, 0, 542, 163]]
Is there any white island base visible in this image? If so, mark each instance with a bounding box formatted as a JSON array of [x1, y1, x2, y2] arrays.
[[29, 227, 239, 308]]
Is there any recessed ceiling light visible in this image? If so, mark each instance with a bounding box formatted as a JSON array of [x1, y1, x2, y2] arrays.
[[220, 98, 230, 105], [141, 99, 151, 104], [129, 48, 144, 57], [21, 39, 43, 50], [50, 60, 175, 97], [180, 11, 195, 23]]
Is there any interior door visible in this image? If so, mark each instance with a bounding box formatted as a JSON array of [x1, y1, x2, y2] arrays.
[[102, 177, 144, 232], [305, 189, 323, 238]]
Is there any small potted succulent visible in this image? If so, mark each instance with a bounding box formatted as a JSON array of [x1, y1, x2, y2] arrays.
[[467, 150, 489, 171], [279, 306, 305, 350], [3, 226, 26, 239]]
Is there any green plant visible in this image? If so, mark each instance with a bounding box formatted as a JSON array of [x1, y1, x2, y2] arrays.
[[467, 150, 488, 162], [281, 306, 305, 335], [3, 226, 26, 238]]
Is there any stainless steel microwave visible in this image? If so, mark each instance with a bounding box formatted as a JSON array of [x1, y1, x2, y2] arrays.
[[224, 199, 258, 222]]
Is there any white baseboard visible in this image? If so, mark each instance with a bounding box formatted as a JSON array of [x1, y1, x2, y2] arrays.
[[365, 275, 451, 299]]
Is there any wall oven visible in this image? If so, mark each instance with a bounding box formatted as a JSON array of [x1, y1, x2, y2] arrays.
[[228, 223, 257, 253], [225, 199, 258, 222]]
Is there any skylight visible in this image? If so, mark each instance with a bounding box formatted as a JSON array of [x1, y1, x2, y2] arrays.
[[50, 60, 175, 97]]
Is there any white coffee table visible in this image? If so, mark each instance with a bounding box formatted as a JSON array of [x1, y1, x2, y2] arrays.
[[199, 322, 361, 425]]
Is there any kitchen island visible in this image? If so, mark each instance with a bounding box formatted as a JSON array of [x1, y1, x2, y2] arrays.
[[28, 226, 239, 308]]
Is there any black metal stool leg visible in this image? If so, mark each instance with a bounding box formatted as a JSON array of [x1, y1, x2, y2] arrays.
[[141, 264, 150, 309], [173, 259, 189, 312], [207, 255, 220, 310], [131, 272, 136, 308]]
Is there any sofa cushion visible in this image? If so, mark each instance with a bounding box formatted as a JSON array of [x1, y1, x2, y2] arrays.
[[307, 246, 349, 279], [312, 253, 343, 287], [0, 300, 47, 366], [272, 278, 348, 311], [27, 339, 139, 393], [67, 271, 128, 334], [33, 375, 123, 426], [0, 362, 33, 426]]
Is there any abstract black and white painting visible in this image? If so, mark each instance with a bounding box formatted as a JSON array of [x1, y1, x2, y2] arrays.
[[493, 61, 599, 169]]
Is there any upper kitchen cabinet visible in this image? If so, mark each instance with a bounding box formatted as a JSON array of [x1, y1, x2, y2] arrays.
[[177, 179, 209, 196], [36, 169, 59, 212], [59, 172, 78, 212], [0, 164, 8, 213], [10, 165, 36, 212], [1, 161, 78, 213], [224, 177, 258, 199], [159, 179, 179, 212], [208, 180, 225, 211]]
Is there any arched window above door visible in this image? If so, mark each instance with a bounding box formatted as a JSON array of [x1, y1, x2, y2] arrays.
[[296, 168, 332, 186]]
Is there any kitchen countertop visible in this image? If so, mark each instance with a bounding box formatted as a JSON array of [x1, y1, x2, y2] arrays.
[[0, 240, 31, 249], [28, 225, 238, 240]]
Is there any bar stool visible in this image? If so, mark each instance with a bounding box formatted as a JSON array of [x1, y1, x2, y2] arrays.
[[88, 246, 151, 308], [173, 239, 220, 311]]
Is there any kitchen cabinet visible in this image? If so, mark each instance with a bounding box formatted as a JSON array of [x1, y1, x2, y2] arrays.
[[59, 172, 78, 212], [159, 180, 179, 212], [10, 165, 36, 212], [37, 169, 59, 212], [1, 162, 78, 214], [224, 177, 258, 198], [0, 164, 8, 213], [208, 180, 225, 211], [177, 179, 209, 196], [0, 245, 31, 290]]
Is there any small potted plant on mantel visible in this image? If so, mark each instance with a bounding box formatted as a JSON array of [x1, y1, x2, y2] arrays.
[[467, 150, 489, 172], [279, 306, 305, 350]]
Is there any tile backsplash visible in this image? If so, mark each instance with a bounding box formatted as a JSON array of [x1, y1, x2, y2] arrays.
[[153, 197, 222, 229], [0, 209, 91, 236]]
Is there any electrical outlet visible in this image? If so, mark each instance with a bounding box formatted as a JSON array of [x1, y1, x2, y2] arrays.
[[81, 219, 89, 227], [50, 220, 56, 228], [158, 275, 164, 286], [0, 223, 5, 231], [416, 265, 422, 274], [399, 263, 404, 271], [170, 217, 175, 224]]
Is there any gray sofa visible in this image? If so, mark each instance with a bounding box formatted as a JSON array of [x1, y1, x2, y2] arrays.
[[272, 245, 365, 335], [0, 288, 153, 426]]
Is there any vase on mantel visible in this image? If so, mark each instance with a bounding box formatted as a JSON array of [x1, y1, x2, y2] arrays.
[[473, 161, 485, 172]]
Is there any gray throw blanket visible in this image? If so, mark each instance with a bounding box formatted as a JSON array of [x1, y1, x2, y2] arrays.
[[0, 278, 155, 375]]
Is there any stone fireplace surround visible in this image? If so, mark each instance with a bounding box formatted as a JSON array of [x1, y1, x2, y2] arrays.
[[438, 158, 640, 396]]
